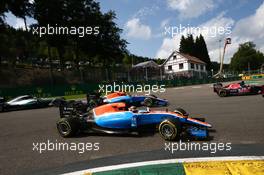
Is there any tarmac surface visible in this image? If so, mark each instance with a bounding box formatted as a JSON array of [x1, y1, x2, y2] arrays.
[[0, 83, 263, 174]]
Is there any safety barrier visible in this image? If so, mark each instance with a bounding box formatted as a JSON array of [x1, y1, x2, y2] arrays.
[[0, 77, 240, 99], [242, 74, 264, 80]]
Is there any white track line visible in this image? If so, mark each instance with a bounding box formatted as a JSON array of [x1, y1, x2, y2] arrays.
[[174, 87, 185, 90], [192, 86, 202, 88], [63, 156, 264, 175]]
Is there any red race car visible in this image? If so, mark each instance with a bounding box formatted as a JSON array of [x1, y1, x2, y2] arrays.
[[213, 81, 264, 97]]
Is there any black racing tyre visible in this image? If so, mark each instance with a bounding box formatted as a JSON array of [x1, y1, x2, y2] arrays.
[[0, 105, 4, 112], [89, 100, 97, 108], [251, 86, 261, 94], [159, 120, 181, 141], [218, 90, 227, 97], [56, 117, 79, 137], [174, 108, 188, 116], [143, 98, 153, 107]]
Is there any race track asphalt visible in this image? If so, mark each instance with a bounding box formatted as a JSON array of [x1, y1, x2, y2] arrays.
[[0, 83, 263, 175]]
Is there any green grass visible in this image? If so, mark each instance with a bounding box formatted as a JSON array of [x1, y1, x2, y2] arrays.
[[45, 94, 86, 100]]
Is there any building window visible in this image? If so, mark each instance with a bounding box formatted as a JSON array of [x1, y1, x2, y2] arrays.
[[196, 64, 199, 70], [200, 65, 204, 70], [168, 65, 172, 70], [173, 55, 176, 60], [191, 63, 194, 69], [179, 63, 184, 69]]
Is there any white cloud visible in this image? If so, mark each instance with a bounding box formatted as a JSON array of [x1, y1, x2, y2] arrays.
[[156, 1, 264, 63], [125, 18, 152, 40], [167, 0, 216, 19], [133, 5, 160, 19], [232, 1, 264, 52], [156, 12, 235, 61], [160, 18, 170, 28]]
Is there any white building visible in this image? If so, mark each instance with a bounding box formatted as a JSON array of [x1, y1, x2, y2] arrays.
[[162, 51, 207, 78]]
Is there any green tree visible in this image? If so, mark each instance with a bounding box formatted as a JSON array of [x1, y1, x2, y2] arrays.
[[230, 42, 264, 71], [179, 35, 186, 53], [0, 0, 9, 24], [179, 34, 211, 71], [194, 34, 212, 71], [179, 34, 195, 55], [8, 0, 33, 31]]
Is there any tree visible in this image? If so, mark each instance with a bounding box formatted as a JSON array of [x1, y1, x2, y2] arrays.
[[230, 42, 264, 71], [194, 34, 212, 71], [8, 0, 33, 31], [179, 35, 186, 53], [0, 0, 9, 24], [179, 34, 212, 71], [179, 34, 195, 55]]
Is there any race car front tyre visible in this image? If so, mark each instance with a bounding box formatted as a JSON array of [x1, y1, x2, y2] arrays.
[[218, 90, 227, 97], [57, 117, 79, 137], [143, 98, 153, 107], [159, 120, 181, 141]]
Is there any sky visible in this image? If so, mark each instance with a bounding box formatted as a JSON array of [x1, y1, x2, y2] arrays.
[[5, 0, 264, 63]]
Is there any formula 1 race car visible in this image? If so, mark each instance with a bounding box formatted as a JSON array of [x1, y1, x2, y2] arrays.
[[213, 81, 264, 97], [102, 92, 169, 107], [0, 95, 54, 112], [56, 102, 211, 141]]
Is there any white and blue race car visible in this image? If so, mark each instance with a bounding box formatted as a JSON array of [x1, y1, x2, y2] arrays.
[[102, 92, 169, 107], [56, 102, 211, 141]]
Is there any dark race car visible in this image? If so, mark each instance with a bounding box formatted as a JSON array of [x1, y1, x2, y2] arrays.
[[56, 102, 212, 141], [0, 95, 54, 112], [213, 81, 264, 97]]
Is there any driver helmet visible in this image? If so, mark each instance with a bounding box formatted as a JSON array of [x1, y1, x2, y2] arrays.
[[128, 106, 138, 113]]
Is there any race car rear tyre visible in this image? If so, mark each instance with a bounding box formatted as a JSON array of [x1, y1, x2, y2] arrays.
[[143, 98, 153, 107], [174, 108, 189, 116], [218, 90, 227, 97], [57, 117, 79, 137], [159, 120, 181, 141], [88, 100, 97, 108], [0, 105, 4, 112]]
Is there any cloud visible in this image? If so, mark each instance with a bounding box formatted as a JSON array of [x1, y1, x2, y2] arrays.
[[167, 0, 216, 19], [125, 18, 152, 40], [232, 1, 264, 52], [160, 18, 170, 28], [133, 5, 160, 19], [156, 12, 234, 61], [156, 1, 264, 64]]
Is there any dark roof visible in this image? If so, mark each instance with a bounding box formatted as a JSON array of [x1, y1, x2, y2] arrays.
[[162, 51, 206, 65], [132, 60, 160, 69]]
